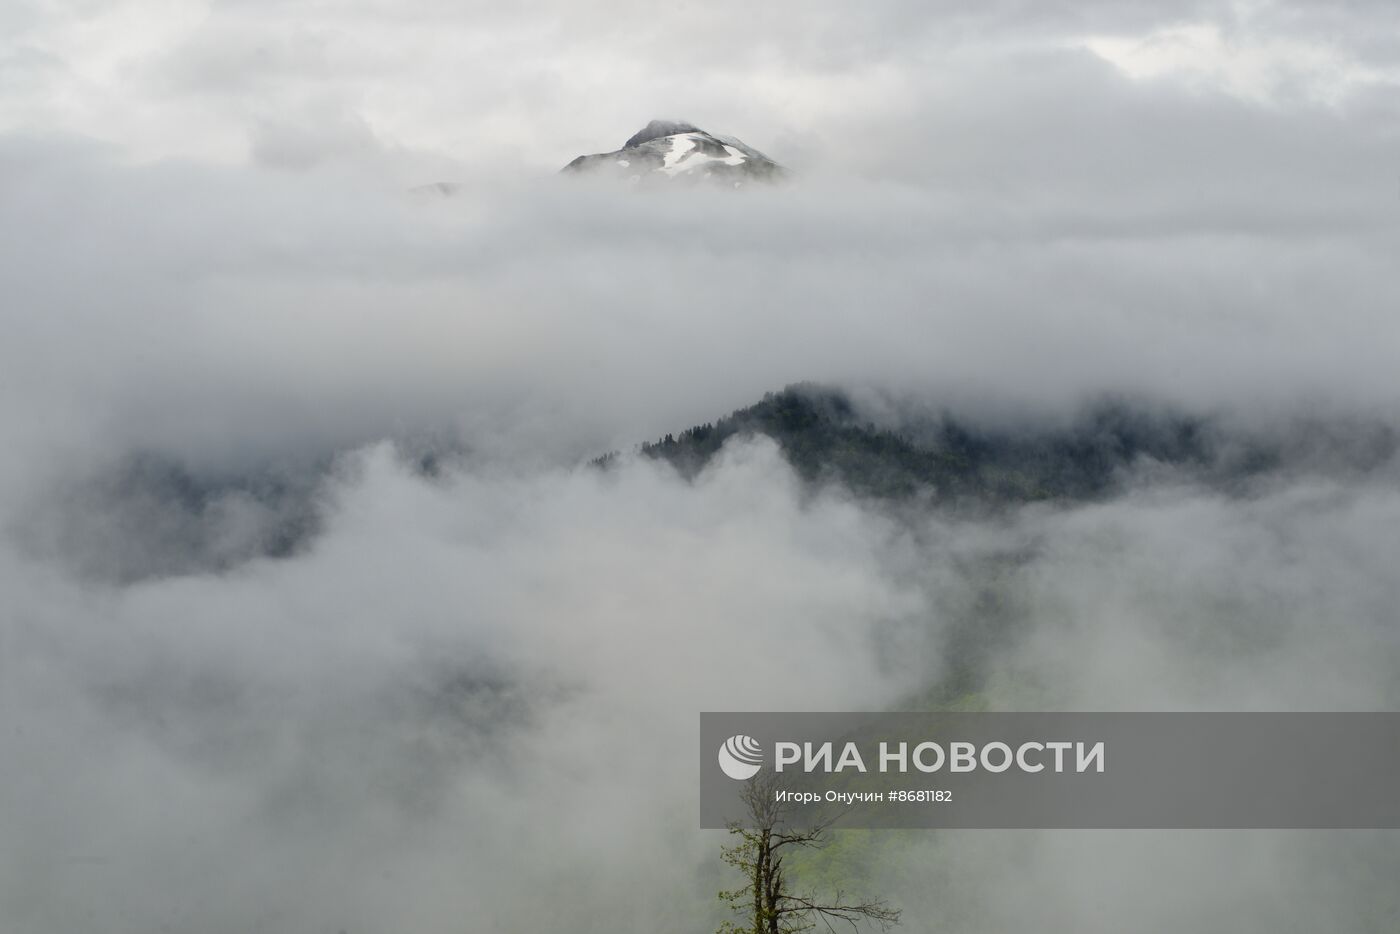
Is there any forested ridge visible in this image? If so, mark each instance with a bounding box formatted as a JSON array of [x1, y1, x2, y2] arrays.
[[600, 384, 1264, 504]]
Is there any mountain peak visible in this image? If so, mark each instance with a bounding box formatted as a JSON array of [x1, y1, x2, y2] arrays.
[[562, 120, 787, 187]]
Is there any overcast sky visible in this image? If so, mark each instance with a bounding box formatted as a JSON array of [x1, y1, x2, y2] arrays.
[[4, 0, 1399, 175]]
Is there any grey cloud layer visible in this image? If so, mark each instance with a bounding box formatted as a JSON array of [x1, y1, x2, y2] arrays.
[[3, 77, 1397, 486]]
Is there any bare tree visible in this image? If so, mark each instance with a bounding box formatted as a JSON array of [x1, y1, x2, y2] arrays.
[[717, 772, 901, 934]]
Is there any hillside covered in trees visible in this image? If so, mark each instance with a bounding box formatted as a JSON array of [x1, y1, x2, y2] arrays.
[[602, 384, 1382, 506]]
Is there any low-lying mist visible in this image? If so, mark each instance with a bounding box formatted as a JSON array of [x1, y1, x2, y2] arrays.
[[5, 433, 1399, 932]]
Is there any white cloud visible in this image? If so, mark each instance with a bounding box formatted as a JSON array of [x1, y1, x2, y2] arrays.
[[1083, 21, 1400, 104]]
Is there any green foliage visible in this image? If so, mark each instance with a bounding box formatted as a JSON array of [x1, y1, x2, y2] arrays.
[[716, 776, 901, 934], [717, 826, 776, 934]]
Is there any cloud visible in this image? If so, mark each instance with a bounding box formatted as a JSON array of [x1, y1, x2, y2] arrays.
[[4, 0, 1399, 166], [0, 440, 934, 933], [2, 1, 1400, 930]]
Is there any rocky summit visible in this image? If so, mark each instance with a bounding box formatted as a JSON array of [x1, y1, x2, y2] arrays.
[[562, 119, 786, 187]]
